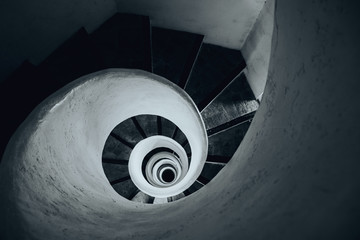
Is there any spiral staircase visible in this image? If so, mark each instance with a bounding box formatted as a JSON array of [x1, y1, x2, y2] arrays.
[[1, 1, 360, 239], [0, 12, 258, 204]]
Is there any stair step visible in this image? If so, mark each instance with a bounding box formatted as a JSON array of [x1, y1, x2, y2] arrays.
[[102, 163, 129, 183], [102, 158, 128, 165], [184, 44, 246, 111], [38, 28, 103, 92], [113, 117, 145, 144], [206, 155, 231, 165], [112, 178, 138, 200], [172, 127, 187, 147], [161, 117, 177, 139], [103, 136, 132, 163], [208, 120, 252, 158], [162, 117, 190, 152], [110, 175, 131, 185], [132, 191, 153, 203], [184, 181, 204, 196], [200, 162, 225, 182], [201, 72, 259, 129], [90, 13, 152, 71], [152, 27, 203, 87], [0, 60, 46, 159], [157, 116, 162, 135], [131, 116, 147, 139], [197, 175, 211, 185], [103, 117, 145, 160], [110, 132, 136, 149], [135, 115, 158, 137], [207, 111, 255, 137], [167, 192, 185, 202], [171, 126, 191, 154], [2, 14, 257, 200]]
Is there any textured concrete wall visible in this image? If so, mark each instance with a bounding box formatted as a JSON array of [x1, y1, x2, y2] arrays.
[[1, 0, 360, 239], [0, 0, 117, 82], [159, 0, 360, 239], [115, 0, 266, 50], [241, 0, 275, 100], [0, 69, 208, 239]]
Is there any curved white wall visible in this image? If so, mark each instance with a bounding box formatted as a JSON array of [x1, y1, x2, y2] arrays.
[[0, 69, 208, 239], [1, 0, 359, 239]]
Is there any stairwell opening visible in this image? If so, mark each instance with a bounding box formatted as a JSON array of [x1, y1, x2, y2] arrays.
[[0, 8, 262, 239], [1, 1, 359, 239], [162, 169, 175, 183]]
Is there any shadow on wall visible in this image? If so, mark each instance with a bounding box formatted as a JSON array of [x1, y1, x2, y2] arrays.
[[115, 0, 266, 50], [241, 0, 275, 101], [0, 0, 117, 83]]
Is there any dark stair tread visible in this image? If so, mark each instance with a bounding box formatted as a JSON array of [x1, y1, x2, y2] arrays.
[[197, 175, 211, 185], [206, 155, 231, 165], [183, 144, 191, 156], [167, 193, 185, 202], [135, 115, 158, 137], [131, 116, 147, 139], [110, 175, 131, 185], [207, 111, 255, 137], [208, 120, 252, 158], [90, 13, 151, 71], [0, 60, 37, 112], [102, 118, 144, 161], [112, 178, 138, 199], [160, 117, 177, 138], [110, 132, 136, 149], [201, 72, 259, 130], [0, 60, 42, 111], [184, 44, 246, 111], [38, 28, 103, 93], [172, 127, 187, 147], [102, 136, 132, 161], [184, 181, 204, 196], [171, 126, 191, 155], [152, 27, 203, 87], [157, 116, 162, 135], [200, 163, 224, 182], [161, 117, 191, 155], [102, 158, 129, 165], [102, 163, 129, 182], [0, 60, 46, 159], [0, 60, 37, 89], [2, 15, 255, 199], [111, 118, 145, 147]]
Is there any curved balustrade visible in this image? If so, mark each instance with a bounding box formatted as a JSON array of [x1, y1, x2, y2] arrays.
[[0, 69, 208, 216]]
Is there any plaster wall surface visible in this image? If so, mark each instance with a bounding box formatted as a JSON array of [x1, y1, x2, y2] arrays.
[[241, 0, 275, 100], [0, 69, 208, 239], [167, 0, 360, 239], [115, 0, 266, 50], [1, 0, 360, 239], [0, 0, 117, 82]]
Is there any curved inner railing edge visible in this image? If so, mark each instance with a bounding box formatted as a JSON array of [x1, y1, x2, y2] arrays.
[[0, 68, 208, 213]]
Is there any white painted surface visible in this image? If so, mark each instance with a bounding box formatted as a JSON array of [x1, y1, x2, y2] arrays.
[[241, 0, 275, 100], [0, 69, 207, 239], [115, 0, 266, 50], [129, 135, 204, 197], [0, 0, 117, 82], [1, 1, 360, 239]]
